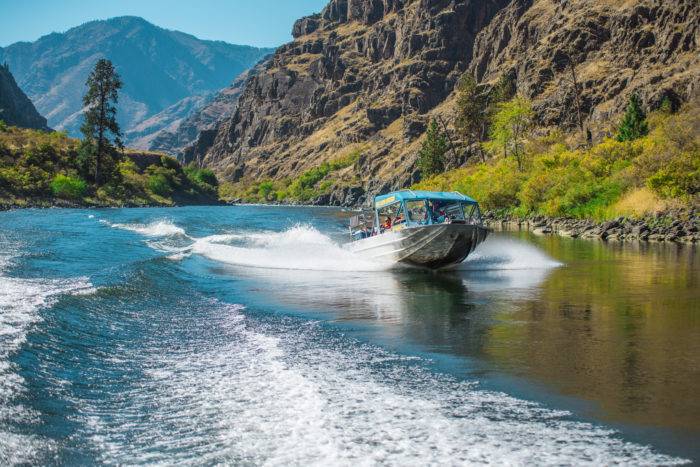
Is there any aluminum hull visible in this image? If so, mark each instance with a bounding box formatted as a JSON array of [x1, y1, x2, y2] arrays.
[[347, 224, 489, 269]]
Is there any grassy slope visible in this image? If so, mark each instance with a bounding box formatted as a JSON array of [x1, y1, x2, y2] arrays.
[[0, 124, 219, 208], [413, 101, 699, 221]]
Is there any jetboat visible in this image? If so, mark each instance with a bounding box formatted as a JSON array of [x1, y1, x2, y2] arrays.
[[346, 190, 489, 269]]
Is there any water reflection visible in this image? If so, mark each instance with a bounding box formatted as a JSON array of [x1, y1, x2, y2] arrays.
[[485, 234, 700, 433]]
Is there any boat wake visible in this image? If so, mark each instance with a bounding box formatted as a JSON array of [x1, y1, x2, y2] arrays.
[[101, 219, 562, 274], [0, 243, 95, 465], [102, 219, 189, 238], [461, 236, 562, 270], [75, 299, 687, 465], [190, 225, 394, 272]]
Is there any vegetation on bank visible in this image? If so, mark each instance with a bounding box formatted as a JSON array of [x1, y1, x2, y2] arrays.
[[414, 80, 699, 220], [0, 59, 219, 209], [414, 66, 700, 220], [0, 125, 218, 207], [219, 148, 362, 203]]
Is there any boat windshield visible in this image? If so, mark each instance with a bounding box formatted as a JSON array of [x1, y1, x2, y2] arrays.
[[377, 202, 403, 230], [406, 200, 429, 224], [351, 193, 483, 239]]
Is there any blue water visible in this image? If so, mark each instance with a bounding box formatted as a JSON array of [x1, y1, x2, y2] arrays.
[[0, 206, 696, 465]]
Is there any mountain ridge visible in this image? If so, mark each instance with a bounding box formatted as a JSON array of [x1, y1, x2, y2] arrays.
[[0, 16, 274, 145]]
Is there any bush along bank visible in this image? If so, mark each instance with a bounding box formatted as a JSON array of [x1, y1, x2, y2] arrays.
[[412, 91, 699, 242], [483, 207, 699, 244], [0, 125, 220, 209]]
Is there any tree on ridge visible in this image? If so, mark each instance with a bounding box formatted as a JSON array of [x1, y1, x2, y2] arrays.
[[81, 58, 123, 184]]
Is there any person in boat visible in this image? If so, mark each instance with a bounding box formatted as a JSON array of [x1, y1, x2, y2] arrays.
[[432, 204, 448, 224], [381, 217, 392, 232]]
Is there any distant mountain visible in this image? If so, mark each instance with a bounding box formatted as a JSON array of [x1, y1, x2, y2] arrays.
[[0, 16, 274, 143], [0, 63, 49, 130], [141, 57, 271, 156]]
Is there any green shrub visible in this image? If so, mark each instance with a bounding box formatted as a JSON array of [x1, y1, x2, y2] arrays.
[[147, 173, 173, 196], [160, 155, 181, 171], [0, 120, 7, 132], [258, 180, 275, 201], [184, 165, 218, 188], [50, 174, 87, 199], [646, 150, 700, 198]]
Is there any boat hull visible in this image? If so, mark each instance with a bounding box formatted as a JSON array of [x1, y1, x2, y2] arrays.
[[346, 224, 489, 269]]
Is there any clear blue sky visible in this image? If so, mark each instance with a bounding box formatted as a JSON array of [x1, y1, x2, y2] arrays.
[[0, 0, 328, 48]]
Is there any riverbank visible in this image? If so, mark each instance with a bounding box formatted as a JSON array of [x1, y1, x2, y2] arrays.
[[0, 197, 224, 211], [484, 207, 699, 244], [0, 126, 219, 210]]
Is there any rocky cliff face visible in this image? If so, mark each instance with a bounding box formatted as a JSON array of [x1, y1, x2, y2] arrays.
[[0, 16, 273, 143], [192, 0, 699, 205], [0, 64, 49, 130]]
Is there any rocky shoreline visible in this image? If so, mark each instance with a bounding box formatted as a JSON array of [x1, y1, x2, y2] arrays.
[[483, 208, 700, 244]]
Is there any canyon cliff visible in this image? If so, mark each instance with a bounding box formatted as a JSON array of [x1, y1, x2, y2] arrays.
[[0, 64, 49, 130], [188, 0, 699, 206]]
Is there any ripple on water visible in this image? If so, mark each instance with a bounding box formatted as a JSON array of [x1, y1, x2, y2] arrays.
[[0, 245, 94, 465], [73, 301, 687, 465]]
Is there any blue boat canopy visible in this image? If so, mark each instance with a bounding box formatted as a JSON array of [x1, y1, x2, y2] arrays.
[[374, 190, 477, 208]]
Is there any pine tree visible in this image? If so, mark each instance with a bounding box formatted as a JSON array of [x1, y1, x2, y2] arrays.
[[81, 59, 123, 184], [454, 73, 486, 159], [418, 119, 447, 178], [490, 73, 516, 105], [616, 94, 648, 142]]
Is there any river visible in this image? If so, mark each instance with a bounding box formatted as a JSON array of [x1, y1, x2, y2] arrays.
[[0, 206, 698, 465]]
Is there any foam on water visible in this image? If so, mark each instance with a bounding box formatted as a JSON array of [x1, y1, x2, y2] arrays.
[[461, 236, 562, 270], [191, 225, 394, 272], [105, 219, 188, 238], [76, 302, 688, 465], [0, 244, 95, 465]]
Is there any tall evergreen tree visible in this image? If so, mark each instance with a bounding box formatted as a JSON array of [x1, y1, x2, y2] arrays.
[[454, 73, 487, 159], [418, 119, 448, 178], [616, 94, 648, 142], [490, 73, 516, 105], [81, 59, 123, 184]]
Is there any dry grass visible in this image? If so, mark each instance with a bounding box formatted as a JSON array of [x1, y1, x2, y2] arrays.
[[607, 187, 673, 217]]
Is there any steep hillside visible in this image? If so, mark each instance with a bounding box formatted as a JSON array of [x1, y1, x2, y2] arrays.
[[0, 16, 273, 143], [190, 0, 699, 206], [0, 64, 49, 130], [144, 57, 271, 156]]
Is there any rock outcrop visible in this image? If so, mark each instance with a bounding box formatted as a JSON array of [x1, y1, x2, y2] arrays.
[[0, 64, 49, 130], [190, 0, 699, 205], [0, 16, 273, 143]]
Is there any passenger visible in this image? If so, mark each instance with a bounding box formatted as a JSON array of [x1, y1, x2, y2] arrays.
[[394, 213, 404, 224], [430, 201, 445, 223], [435, 209, 447, 224], [383, 217, 392, 230]]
